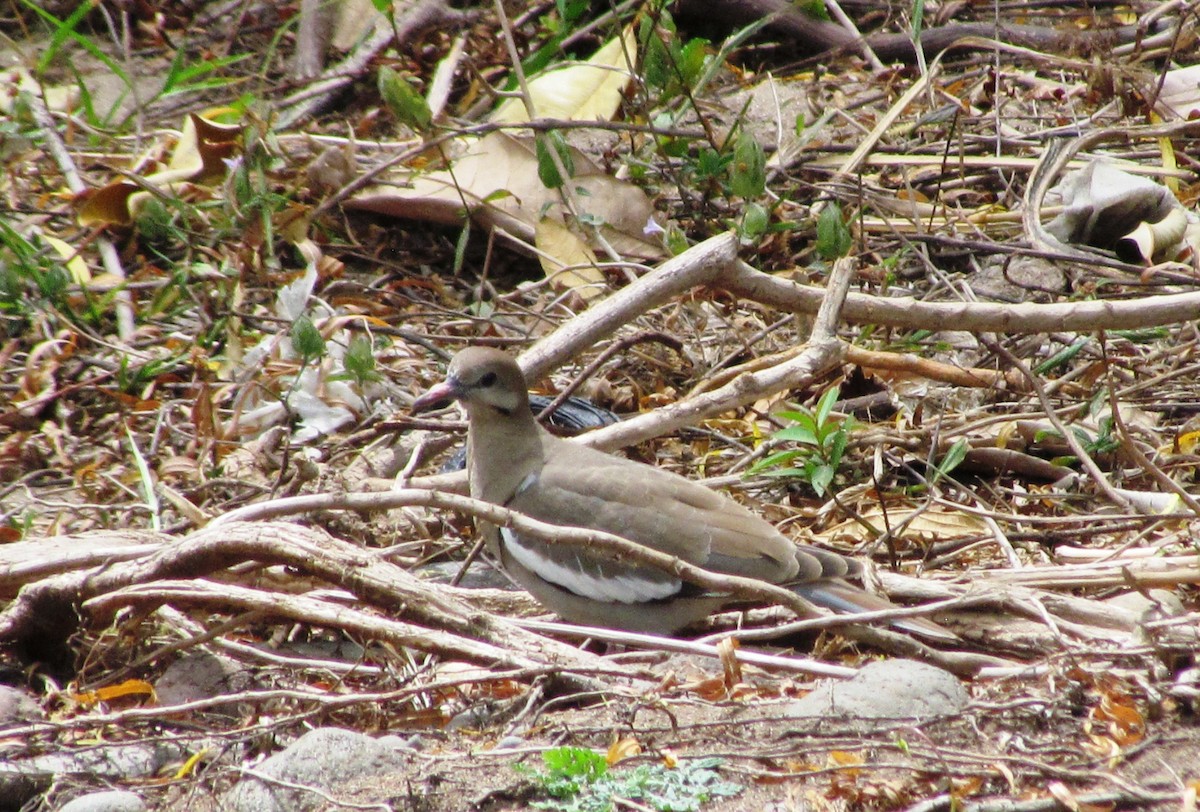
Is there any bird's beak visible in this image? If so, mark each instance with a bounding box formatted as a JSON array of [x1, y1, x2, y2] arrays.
[[411, 379, 461, 414]]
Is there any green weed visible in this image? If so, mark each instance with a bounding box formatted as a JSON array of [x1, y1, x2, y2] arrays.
[[517, 747, 742, 812], [749, 387, 855, 496]]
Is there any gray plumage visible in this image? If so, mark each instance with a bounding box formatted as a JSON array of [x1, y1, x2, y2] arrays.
[[413, 347, 953, 640]]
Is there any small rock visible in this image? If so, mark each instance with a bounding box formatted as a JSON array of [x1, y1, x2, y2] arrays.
[[0, 685, 44, 725], [1104, 589, 1185, 621], [155, 652, 250, 707], [493, 735, 525, 751], [58, 790, 146, 812], [4, 741, 178, 782], [223, 727, 410, 812], [970, 254, 1067, 303], [378, 734, 422, 752], [1106, 589, 1195, 646], [786, 659, 968, 722]]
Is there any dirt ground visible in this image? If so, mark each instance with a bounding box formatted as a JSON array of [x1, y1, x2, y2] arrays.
[[3, 1, 1200, 810]]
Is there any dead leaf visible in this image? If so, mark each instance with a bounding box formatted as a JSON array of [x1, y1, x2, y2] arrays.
[[77, 113, 241, 226], [1044, 159, 1188, 261], [348, 131, 664, 261], [1047, 781, 1082, 812], [491, 26, 637, 124], [716, 636, 742, 693], [41, 234, 90, 284], [1156, 64, 1200, 120], [819, 507, 988, 546], [70, 679, 157, 708], [1116, 207, 1189, 264], [0, 66, 78, 114], [535, 218, 605, 300], [606, 736, 641, 765]]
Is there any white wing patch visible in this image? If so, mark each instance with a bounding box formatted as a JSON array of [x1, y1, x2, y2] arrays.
[[500, 527, 681, 604]]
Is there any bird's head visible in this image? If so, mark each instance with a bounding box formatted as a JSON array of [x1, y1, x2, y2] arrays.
[[411, 347, 530, 418]]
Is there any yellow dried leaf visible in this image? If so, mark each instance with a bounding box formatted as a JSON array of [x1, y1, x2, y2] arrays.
[[606, 736, 641, 765], [172, 748, 211, 780], [41, 234, 90, 284], [491, 26, 637, 124], [534, 218, 605, 301], [70, 679, 156, 708], [1173, 430, 1200, 454], [77, 114, 240, 226], [820, 507, 988, 546], [350, 131, 664, 261], [716, 636, 742, 692], [829, 750, 864, 766]]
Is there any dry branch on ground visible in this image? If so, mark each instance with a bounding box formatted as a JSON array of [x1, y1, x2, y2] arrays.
[[3, 1, 1200, 809]]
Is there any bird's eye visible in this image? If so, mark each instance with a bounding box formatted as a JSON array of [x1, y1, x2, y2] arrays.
[[480, 371, 497, 387]]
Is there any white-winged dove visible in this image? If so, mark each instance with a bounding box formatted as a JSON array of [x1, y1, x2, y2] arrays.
[[412, 347, 953, 640]]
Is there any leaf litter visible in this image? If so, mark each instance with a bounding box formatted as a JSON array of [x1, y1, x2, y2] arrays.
[[1, 1, 1200, 810]]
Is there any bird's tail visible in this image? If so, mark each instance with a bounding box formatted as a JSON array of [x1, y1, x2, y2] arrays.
[[794, 579, 958, 643]]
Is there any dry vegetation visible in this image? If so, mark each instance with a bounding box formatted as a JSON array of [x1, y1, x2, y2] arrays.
[[2, 0, 1200, 810]]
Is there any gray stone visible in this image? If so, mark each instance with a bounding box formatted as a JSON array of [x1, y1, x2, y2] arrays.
[[155, 651, 248, 706], [1105, 589, 1195, 646], [1104, 589, 1185, 621], [970, 254, 1067, 303], [0, 685, 43, 724], [223, 727, 410, 812], [0, 741, 177, 783], [58, 790, 146, 812], [786, 659, 968, 721], [0, 739, 181, 811]]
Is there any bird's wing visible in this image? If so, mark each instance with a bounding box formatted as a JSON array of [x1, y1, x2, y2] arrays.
[[499, 436, 837, 603]]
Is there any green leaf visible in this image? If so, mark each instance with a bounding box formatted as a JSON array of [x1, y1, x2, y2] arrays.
[[728, 135, 766, 198], [1111, 327, 1168, 341], [934, 438, 969, 479], [748, 448, 810, 474], [22, 0, 129, 82], [816, 202, 852, 259], [1033, 337, 1088, 375], [291, 315, 325, 361], [556, 0, 589, 23], [639, 12, 677, 90], [536, 131, 574, 189], [161, 50, 251, 96], [756, 467, 810, 479], [828, 427, 849, 466], [453, 222, 470, 274], [739, 202, 769, 243], [797, 0, 830, 21], [542, 747, 607, 782], [135, 197, 176, 244], [676, 38, 710, 88], [773, 424, 819, 446], [378, 67, 432, 132], [809, 462, 835, 496], [341, 335, 381, 386], [1033, 428, 1061, 444], [773, 409, 812, 423], [814, 386, 839, 426]]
